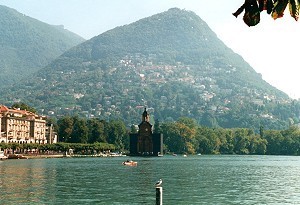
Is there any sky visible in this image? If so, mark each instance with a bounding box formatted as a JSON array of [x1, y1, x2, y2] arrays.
[[0, 0, 300, 99]]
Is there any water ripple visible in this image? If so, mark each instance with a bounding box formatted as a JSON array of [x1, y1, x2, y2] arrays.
[[0, 156, 300, 204]]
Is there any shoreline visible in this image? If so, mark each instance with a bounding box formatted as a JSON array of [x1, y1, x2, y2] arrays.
[[22, 153, 127, 159], [25, 154, 65, 159]]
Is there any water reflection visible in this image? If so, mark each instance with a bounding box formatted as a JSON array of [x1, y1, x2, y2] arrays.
[[0, 156, 300, 204], [0, 159, 54, 204]]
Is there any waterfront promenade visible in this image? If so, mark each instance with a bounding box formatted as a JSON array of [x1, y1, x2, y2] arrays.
[[22, 152, 126, 159]]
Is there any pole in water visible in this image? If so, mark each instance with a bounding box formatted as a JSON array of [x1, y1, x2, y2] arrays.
[[156, 186, 163, 205]]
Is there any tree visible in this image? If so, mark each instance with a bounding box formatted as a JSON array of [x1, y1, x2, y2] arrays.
[[259, 125, 264, 138], [57, 116, 74, 142], [107, 120, 128, 151], [178, 117, 197, 130], [263, 130, 284, 155], [153, 119, 162, 134], [161, 118, 197, 154], [196, 127, 221, 154], [87, 118, 106, 143], [280, 126, 300, 155], [217, 129, 235, 154], [70, 116, 88, 143], [233, 128, 252, 154], [176, 121, 197, 154], [200, 112, 218, 128], [248, 135, 267, 154], [161, 122, 185, 153], [11, 102, 36, 113]]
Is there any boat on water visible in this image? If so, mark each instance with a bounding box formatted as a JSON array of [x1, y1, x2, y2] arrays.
[[0, 151, 7, 160], [122, 160, 137, 166], [7, 154, 28, 159]]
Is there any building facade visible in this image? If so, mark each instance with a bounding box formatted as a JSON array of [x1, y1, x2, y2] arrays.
[[0, 105, 57, 144], [129, 108, 163, 156]]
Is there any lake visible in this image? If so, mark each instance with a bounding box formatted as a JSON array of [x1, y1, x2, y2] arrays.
[[0, 155, 300, 204]]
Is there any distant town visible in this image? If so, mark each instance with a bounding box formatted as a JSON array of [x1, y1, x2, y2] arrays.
[[39, 53, 295, 129]]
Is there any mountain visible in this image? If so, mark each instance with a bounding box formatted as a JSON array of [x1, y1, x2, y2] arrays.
[[2, 8, 299, 131], [0, 5, 85, 86]]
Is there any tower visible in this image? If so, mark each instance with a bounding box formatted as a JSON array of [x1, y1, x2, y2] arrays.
[[129, 108, 163, 156]]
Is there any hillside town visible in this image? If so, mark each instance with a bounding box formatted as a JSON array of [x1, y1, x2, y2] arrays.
[[40, 53, 295, 129]]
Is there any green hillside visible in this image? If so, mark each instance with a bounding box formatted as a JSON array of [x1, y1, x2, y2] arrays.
[[59, 8, 286, 97], [0, 5, 85, 86], [2, 8, 299, 131]]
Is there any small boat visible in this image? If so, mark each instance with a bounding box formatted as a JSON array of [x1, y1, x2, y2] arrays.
[[0, 151, 7, 160], [122, 160, 137, 166], [8, 154, 28, 159]]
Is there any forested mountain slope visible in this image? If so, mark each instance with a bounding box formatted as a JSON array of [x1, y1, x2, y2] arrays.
[[0, 5, 85, 86], [2, 8, 299, 131]]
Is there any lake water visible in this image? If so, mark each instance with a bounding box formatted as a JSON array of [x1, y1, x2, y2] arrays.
[[0, 155, 300, 204]]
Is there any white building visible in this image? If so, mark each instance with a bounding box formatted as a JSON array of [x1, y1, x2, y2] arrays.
[[0, 105, 56, 144]]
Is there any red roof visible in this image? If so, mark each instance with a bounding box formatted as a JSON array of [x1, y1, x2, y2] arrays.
[[0, 105, 9, 112], [0, 105, 36, 117]]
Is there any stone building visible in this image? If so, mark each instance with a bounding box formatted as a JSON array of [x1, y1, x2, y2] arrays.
[[0, 105, 57, 144], [129, 108, 163, 156]]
